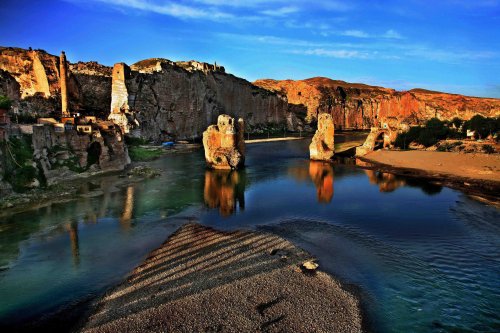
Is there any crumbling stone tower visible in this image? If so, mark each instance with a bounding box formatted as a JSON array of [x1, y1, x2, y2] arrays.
[[108, 63, 131, 132], [60, 51, 69, 117]]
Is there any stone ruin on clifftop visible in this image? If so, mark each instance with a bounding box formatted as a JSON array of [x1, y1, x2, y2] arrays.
[[202, 114, 245, 170], [309, 113, 335, 161]]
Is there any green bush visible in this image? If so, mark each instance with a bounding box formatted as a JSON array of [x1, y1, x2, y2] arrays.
[[128, 146, 163, 162], [450, 117, 463, 129], [463, 115, 499, 139], [0, 95, 11, 109], [417, 128, 440, 147], [9, 165, 37, 192], [394, 118, 466, 148], [125, 136, 148, 146], [394, 127, 421, 149]]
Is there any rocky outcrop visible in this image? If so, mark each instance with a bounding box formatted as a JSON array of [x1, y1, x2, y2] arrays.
[[123, 58, 289, 141], [0, 47, 112, 116], [202, 114, 245, 170], [310, 113, 335, 161], [254, 77, 500, 129], [0, 47, 291, 139], [32, 124, 129, 184]]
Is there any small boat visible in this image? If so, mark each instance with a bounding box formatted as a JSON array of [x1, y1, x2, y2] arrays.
[[162, 141, 174, 147]]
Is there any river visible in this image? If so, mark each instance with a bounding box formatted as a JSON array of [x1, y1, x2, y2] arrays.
[[0, 139, 498, 332]]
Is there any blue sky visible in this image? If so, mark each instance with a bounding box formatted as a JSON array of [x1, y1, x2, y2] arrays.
[[1, 0, 499, 97]]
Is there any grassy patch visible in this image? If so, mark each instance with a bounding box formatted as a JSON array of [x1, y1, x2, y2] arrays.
[[1, 135, 41, 192], [125, 136, 149, 146], [128, 146, 163, 162]]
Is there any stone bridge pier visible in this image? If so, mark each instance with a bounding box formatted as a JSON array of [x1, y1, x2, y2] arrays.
[[356, 127, 397, 156]]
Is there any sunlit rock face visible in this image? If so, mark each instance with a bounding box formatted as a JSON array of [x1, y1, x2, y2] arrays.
[[310, 113, 335, 161], [0, 47, 112, 116], [203, 169, 245, 216], [0, 47, 290, 139], [123, 58, 289, 141], [254, 77, 500, 128], [203, 115, 245, 170]]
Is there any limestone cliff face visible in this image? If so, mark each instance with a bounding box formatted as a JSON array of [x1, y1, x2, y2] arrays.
[[0, 47, 112, 116], [254, 77, 500, 129], [0, 47, 289, 140], [122, 59, 288, 141]]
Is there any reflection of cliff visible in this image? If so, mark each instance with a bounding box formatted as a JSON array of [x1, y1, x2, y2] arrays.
[[204, 170, 245, 216], [308, 161, 334, 203], [364, 170, 443, 194], [364, 170, 406, 192]]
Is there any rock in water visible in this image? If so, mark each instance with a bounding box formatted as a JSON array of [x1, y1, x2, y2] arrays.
[[309, 113, 335, 161], [202, 115, 245, 170]]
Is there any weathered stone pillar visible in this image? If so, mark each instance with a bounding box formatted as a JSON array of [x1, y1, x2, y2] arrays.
[[309, 113, 335, 161], [60, 51, 69, 117], [202, 114, 245, 169], [109, 63, 131, 133]]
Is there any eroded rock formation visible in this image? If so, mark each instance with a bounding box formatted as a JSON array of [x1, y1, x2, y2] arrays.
[[32, 124, 129, 184], [254, 77, 500, 129], [0, 47, 291, 140], [0, 47, 112, 116], [202, 114, 245, 169], [310, 113, 335, 161]]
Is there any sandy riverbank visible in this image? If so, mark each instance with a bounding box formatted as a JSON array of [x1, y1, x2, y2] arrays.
[[80, 223, 363, 333], [358, 150, 500, 204]]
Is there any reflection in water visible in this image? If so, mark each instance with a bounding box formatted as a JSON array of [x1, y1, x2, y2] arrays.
[[120, 186, 135, 230], [0, 139, 496, 333], [308, 161, 334, 203], [204, 170, 245, 216], [65, 221, 80, 266], [364, 170, 406, 192]]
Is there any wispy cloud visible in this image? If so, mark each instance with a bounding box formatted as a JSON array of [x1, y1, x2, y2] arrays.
[[87, 0, 234, 20], [340, 29, 403, 39], [293, 48, 370, 59], [261, 6, 299, 17], [341, 30, 370, 38], [382, 29, 403, 39]]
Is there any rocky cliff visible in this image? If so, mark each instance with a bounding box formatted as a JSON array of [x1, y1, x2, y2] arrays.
[[254, 77, 500, 129], [0, 47, 112, 117], [113, 59, 288, 141], [0, 47, 290, 140]]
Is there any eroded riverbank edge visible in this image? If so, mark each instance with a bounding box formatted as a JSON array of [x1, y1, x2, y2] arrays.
[[78, 223, 365, 333], [357, 151, 500, 207]]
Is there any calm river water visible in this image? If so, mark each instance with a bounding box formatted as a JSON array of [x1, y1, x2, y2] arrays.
[[0, 139, 499, 332]]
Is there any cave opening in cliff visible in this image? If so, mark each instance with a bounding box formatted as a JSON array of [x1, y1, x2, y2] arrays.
[[87, 142, 101, 167]]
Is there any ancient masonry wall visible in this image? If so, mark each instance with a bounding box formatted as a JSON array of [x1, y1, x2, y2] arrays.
[[110, 63, 129, 114], [109, 63, 130, 132]]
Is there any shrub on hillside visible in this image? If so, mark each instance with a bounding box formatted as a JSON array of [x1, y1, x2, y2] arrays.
[[463, 115, 499, 139], [0, 95, 11, 109]]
